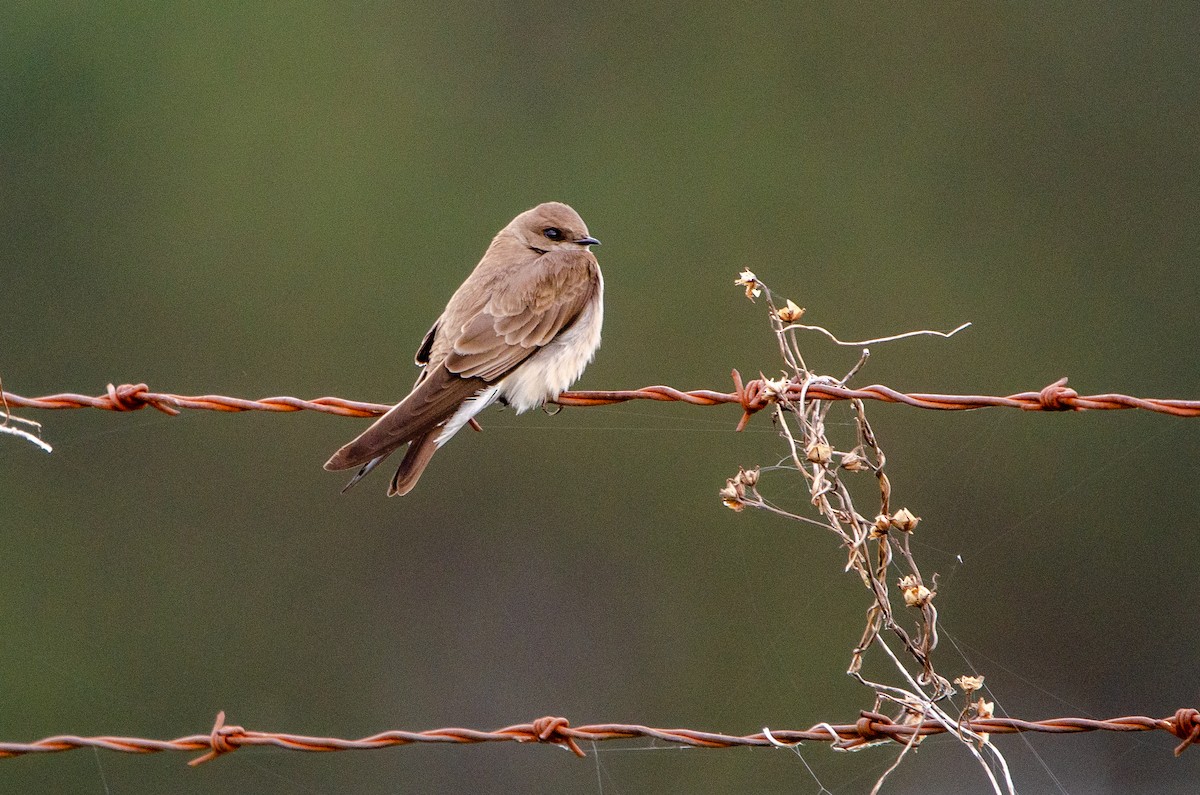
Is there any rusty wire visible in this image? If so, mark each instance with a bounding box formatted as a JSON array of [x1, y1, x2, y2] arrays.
[[0, 708, 1195, 767], [5, 280, 1199, 786], [2, 375, 1199, 432]]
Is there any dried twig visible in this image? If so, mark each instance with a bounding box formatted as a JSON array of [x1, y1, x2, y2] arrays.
[[782, 321, 973, 347], [722, 272, 1008, 790], [0, 420, 51, 453], [0, 374, 52, 453]]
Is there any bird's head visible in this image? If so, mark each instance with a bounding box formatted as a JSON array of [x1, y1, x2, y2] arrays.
[[506, 202, 600, 254]]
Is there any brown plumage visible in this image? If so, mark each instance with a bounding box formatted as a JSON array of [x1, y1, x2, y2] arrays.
[[324, 202, 603, 496]]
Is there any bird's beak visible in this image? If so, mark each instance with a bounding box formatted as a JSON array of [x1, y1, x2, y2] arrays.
[[575, 235, 601, 247]]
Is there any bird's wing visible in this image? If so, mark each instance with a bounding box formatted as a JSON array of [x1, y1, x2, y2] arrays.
[[415, 321, 438, 365], [444, 248, 600, 380]]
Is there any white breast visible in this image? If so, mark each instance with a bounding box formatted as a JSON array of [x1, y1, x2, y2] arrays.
[[497, 286, 603, 413]]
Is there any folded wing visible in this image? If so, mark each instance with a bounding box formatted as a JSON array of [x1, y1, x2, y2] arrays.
[[443, 248, 599, 380]]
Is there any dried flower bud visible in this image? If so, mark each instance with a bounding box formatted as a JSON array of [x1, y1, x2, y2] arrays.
[[719, 477, 745, 511], [898, 704, 927, 727], [871, 514, 891, 536], [890, 507, 920, 532], [738, 466, 759, 487], [903, 585, 932, 607], [759, 376, 789, 400], [899, 575, 933, 607], [734, 270, 762, 301], [954, 675, 985, 694], [895, 703, 928, 746], [805, 442, 833, 464], [973, 698, 994, 745], [720, 468, 761, 512], [776, 299, 805, 322], [840, 451, 869, 472]]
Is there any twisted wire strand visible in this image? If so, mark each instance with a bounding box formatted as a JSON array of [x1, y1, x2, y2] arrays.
[[4, 375, 1199, 427], [0, 709, 1194, 766]]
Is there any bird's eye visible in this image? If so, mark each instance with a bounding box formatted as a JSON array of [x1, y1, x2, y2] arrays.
[[543, 227, 563, 241]]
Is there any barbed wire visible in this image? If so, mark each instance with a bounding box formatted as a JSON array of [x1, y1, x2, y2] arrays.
[[5, 278, 1198, 788], [0, 708, 1194, 767], [2, 375, 1199, 434]]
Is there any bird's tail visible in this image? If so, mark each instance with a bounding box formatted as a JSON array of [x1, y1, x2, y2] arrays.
[[387, 430, 440, 496], [323, 368, 487, 472]]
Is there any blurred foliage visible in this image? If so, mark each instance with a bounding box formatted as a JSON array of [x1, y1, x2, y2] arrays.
[[2, 3, 1198, 792]]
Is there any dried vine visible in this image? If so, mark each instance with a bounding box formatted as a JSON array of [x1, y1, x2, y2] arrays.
[[721, 271, 1010, 794]]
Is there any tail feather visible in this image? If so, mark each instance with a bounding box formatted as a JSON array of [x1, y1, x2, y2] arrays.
[[339, 455, 386, 494], [388, 430, 440, 496]]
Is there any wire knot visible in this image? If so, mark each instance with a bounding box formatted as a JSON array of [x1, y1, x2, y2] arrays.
[[826, 710, 896, 751], [105, 383, 180, 415], [530, 716, 585, 757], [732, 370, 770, 431], [854, 710, 894, 745], [105, 383, 149, 411], [189, 711, 245, 766], [1170, 708, 1200, 756], [1035, 377, 1079, 411]]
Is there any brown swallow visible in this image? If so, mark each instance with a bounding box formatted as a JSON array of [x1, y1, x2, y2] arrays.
[[324, 201, 603, 496]]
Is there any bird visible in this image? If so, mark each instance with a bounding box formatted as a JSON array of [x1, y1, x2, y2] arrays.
[[324, 201, 603, 496]]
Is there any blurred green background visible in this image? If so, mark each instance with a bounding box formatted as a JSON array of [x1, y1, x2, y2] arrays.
[[2, 3, 1198, 793]]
